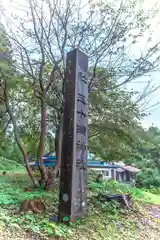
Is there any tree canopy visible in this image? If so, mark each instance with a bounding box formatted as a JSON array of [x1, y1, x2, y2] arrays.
[[1, 0, 160, 188]]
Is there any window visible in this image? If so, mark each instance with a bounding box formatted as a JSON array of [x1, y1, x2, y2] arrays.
[[105, 170, 109, 177]]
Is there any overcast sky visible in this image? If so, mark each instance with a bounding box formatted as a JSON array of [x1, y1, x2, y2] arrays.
[[125, 73, 160, 129], [1, 0, 160, 129]]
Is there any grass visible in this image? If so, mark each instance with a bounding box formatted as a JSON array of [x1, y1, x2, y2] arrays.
[[0, 162, 159, 239], [143, 192, 160, 205]]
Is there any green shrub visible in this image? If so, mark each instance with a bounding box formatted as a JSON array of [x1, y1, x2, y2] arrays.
[[136, 168, 160, 188], [0, 139, 22, 163]]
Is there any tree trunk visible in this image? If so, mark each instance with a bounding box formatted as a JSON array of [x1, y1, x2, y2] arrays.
[[37, 98, 47, 186], [4, 92, 38, 187], [53, 114, 63, 180]]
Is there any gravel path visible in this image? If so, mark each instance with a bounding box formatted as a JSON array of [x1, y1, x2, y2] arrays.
[[135, 204, 160, 240], [146, 205, 160, 221], [0, 229, 39, 240], [0, 223, 45, 240]]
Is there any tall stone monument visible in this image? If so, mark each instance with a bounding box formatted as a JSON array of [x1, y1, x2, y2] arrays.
[[58, 49, 88, 223]]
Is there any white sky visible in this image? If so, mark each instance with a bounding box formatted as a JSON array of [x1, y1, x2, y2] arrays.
[[1, 0, 160, 129]]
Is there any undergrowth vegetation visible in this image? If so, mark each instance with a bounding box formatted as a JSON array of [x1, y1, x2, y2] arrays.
[[0, 175, 136, 239], [0, 157, 25, 172], [0, 164, 159, 239], [89, 181, 160, 205]]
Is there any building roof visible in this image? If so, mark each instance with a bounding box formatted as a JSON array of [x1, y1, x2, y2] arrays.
[[88, 163, 120, 169], [121, 165, 140, 173], [116, 168, 125, 173], [90, 168, 110, 171]]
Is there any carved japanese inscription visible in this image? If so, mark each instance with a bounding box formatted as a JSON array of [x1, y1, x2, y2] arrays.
[[58, 49, 88, 223]]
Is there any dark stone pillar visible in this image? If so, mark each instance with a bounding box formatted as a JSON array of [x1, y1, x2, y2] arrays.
[[58, 49, 88, 223]]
